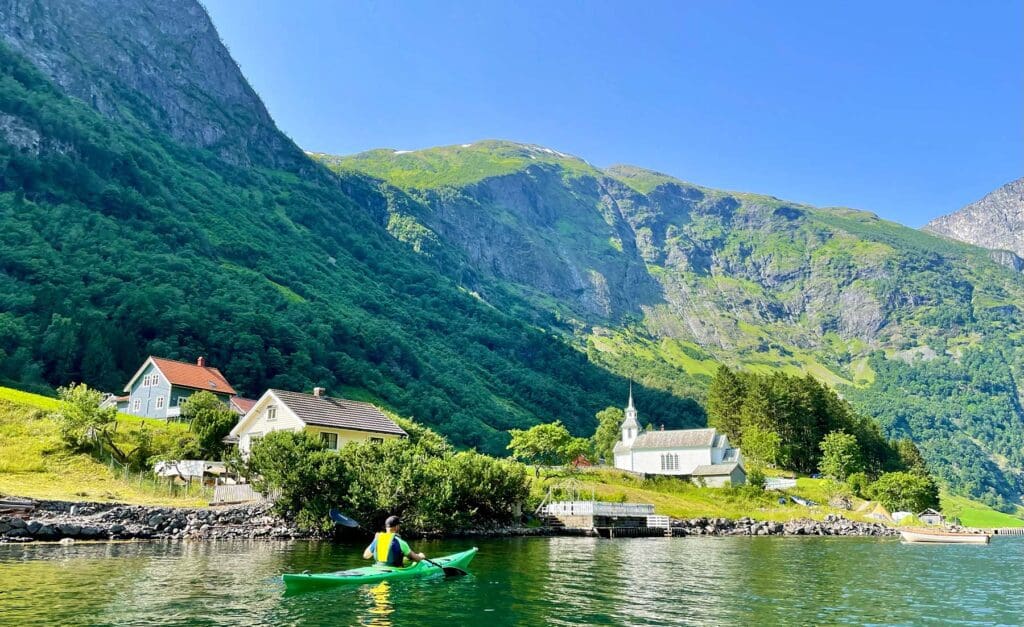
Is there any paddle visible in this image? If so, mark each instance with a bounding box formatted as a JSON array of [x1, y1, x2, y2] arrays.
[[423, 557, 468, 578], [329, 509, 468, 577], [329, 509, 360, 528]]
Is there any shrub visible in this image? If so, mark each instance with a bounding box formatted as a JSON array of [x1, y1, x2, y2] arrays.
[[182, 391, 237, 459], [242, 427, 529, 533], [52, 383, 116, 450], [746, 466, 766, 490], [819, 431, 863, 481], [846, 471, 870, 498], [867, 471, 940, 512]]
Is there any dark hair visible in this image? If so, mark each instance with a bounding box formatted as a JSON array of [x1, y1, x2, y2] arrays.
[[385, 515, 401, 528]]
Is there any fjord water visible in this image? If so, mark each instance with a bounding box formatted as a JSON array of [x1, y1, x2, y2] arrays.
[[2, 537, 1022, 625]]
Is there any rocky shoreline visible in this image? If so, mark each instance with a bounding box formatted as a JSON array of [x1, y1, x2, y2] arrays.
[[668, 514, 898, 537], [0, 500, 898, 543], [0, 500, 309, 543]]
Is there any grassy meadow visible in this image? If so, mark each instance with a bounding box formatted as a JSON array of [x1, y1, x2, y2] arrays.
[[0, 387, 206, 506]]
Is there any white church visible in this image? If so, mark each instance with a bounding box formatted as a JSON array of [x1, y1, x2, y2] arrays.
[[613, 387, 746, 487]]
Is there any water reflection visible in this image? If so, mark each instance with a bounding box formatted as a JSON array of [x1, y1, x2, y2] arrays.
[[2, 537, 1022, 625], [365, 582, 394, 626]]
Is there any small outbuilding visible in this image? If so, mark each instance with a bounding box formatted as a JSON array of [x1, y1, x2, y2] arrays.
[[866, 502, 892, 522], [891, 511, 913, 523], [918, 508, 944, 526], [690, 462, 746, 487]]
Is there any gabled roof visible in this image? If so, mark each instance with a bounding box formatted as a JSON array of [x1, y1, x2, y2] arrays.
[[124, 356, 236, 395], [270, 389, 407, 436], [629, 428, 718, 450], [918, 508, 943, 516], [691, 462, 741, 476], [230, 396, 257, 414]]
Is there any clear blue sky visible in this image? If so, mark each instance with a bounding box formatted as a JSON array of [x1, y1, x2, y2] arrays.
[[204, 0, 1021, 227]]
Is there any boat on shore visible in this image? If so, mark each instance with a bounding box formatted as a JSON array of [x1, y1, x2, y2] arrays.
[[900, 529, 990, 544]]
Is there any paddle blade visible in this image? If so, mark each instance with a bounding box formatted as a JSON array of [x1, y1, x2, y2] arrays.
[[424, 557, 467, 577], [329, 509, 360, 528]]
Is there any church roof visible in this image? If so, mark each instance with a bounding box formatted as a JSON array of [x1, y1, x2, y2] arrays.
[[691, 462, 742, 477], [627, 428, 718, 450]]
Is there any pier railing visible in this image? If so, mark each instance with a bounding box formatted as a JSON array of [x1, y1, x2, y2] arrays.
[[540, 500, 655, 517]]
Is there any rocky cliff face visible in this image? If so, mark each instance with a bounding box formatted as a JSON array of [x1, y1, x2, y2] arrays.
[[925, 178, 1024, 262], [325, 145, 976, 357], [0, 0, 305, 170], [324, 144, 1024, 505]]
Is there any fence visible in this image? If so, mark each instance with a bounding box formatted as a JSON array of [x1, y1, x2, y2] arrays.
[[541, 500, 655, 517], [646, 515, 671, 529], [764, 477, 797, 490], [98, 451, 213, 501], [210, 483, 269, 505]]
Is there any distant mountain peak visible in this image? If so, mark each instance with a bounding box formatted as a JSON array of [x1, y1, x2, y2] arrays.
[[924, 178, 1024, 260]]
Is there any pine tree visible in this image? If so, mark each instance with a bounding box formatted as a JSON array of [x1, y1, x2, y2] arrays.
[[707, 365, 747, 443]]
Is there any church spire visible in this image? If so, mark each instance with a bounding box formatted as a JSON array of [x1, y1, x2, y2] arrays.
[[620, 381, 640, 446]]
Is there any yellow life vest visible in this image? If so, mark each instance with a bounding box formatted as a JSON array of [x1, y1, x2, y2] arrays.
[[374, 532, 403, 566]]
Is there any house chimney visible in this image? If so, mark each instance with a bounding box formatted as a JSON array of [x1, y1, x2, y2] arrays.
[[197, 356, 206, 367], [313, 387, 326, 398]]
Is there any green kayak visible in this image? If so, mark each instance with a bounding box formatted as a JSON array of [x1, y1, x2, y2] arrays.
[[283, 547, 478, 592]]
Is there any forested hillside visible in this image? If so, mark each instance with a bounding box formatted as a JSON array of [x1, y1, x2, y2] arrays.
[[0, 0, 701, 456], [321, 143, 1024, 509], [1, 0, 1022, 510]]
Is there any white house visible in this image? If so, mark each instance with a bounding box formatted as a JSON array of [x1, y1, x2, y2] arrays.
[[229, 388, 407, 456], [612, 388, 745, 487]]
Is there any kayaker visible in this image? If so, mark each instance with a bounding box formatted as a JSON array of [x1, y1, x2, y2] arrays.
[[363, 515, 426, 567]]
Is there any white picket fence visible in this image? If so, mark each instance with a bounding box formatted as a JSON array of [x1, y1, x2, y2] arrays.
[[764, 477, 797, 490], [210, 483, 268, 505]]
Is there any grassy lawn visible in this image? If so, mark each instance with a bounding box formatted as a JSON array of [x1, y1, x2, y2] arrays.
[[0, 386, 60, 411], [532, 467, 875, 523], [0, 387, 206, 507], [940, 492, 1024, 528]]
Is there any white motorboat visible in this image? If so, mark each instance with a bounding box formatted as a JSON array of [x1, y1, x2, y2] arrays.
[[900, 529, 991, 544]]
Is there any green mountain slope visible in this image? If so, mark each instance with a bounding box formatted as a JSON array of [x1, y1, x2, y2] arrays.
[[0, 1, 702, 456], [320, 142, 1024, 509]]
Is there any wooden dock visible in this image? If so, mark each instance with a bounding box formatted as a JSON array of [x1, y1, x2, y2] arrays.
[[594, 526, 672, 538], [992, 527, 1024, 536]]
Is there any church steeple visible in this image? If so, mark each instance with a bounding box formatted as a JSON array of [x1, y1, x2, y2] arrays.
[[621, 382, 641, 445]]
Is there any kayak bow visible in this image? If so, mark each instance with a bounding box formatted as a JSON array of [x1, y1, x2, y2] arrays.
[[283, 547, 478, 592]]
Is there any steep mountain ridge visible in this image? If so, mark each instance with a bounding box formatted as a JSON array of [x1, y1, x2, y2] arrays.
[[0, 0, 702, 456], [1, 0, 1022, 508], [0, 0, 305, 171], [925, 178, 1024, 263], [322, 143, 1024, 508]]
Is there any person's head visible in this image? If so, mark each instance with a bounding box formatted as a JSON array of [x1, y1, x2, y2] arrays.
[[385, 515, 401, 531]]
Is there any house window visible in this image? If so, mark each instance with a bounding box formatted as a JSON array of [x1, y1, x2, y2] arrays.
[[176, 394, 189, 406], [266, 406, 277, 421], [155, 396, 165, 409], [370, 437, 384, 444], [321, 432, 339, 449], [132, 399, 141, 412], [141, 376, 149, 387]]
